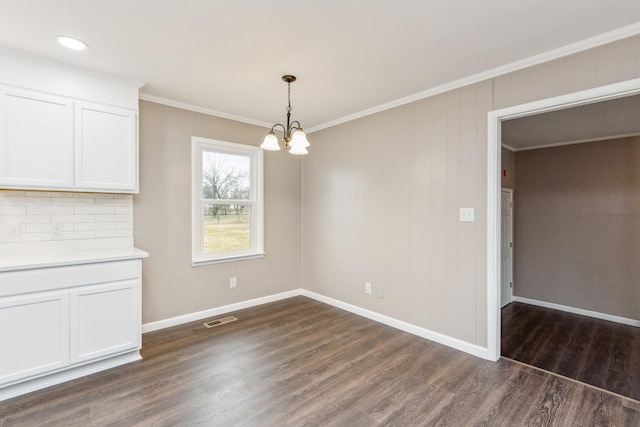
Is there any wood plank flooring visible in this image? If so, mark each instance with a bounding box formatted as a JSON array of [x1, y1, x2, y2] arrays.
[[1, 296, 639, 426], [502, 301, 640, 402]]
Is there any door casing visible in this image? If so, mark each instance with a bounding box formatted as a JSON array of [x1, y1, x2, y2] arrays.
[[486, 77, 640, 361]]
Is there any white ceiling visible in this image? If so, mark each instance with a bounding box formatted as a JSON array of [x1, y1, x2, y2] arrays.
[[502, 94, 640, 151], [2, 1, 640, 131]]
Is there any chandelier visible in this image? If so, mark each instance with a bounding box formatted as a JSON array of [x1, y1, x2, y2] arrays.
[[260, 75, 310, 155]]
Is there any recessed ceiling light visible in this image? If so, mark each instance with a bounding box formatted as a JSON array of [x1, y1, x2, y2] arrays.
[[56, 36, 88, 51]]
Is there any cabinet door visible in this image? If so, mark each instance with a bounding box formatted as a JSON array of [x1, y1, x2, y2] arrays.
[[75, 102, 138, 192], [0, 291, 70, 384], [69, 280, 139, 364], [0, 87, 74, 189]]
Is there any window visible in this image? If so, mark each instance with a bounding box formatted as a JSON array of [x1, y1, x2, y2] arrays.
[[192, 137, 264, 265]]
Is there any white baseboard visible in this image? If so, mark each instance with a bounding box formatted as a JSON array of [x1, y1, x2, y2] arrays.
[[141, 289, 303, 333], [142, 288, 490, 360], [301, 290, 491, 360], [513, 296, 640, 327]]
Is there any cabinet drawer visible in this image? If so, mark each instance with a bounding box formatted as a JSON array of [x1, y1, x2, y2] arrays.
[[0, 260, 140, 297]]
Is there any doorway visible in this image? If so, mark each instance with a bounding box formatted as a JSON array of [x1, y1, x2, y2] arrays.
[[486, 77, 640, 362]]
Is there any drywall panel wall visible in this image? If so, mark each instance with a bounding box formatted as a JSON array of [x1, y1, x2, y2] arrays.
[[135, 101, 301, 324], [493, 35, 639, 110], [304, 34, 640, 349], [303, 82, 492, 345], [513, 137, 640, 320]]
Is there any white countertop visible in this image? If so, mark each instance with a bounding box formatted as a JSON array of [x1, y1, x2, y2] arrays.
[[0, 247, 149, 272]]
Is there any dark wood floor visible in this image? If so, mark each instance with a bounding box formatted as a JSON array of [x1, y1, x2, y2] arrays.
[[2, 297, 640, 426], [502, 301, 640, 402]]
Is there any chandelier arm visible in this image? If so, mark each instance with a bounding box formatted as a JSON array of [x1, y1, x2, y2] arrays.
[[270, 123, 286, 134], [289, 120, 302, 131]]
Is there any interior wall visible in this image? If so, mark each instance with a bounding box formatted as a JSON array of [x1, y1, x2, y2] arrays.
[[513, 137, 640, 320], [303, 34, 640, 348], [135, 101, 301, 324], [304, 84, 493, 346]]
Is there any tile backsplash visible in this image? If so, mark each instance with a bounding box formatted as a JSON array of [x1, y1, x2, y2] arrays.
[[0, 190, 133, 253]]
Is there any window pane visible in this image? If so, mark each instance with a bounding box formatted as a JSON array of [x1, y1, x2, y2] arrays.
[[202, 151, 250, 200], [203, 204, 251, 252]]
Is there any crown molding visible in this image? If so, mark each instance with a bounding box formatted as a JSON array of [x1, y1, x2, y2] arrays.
[[508, 131, 640, 152], [306, 22, 640, 133], [138, 22, 640, 133], [138, 93, 272, 128]]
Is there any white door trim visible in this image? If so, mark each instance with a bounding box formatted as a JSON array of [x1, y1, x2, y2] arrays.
[[486, 77, 640, 361]]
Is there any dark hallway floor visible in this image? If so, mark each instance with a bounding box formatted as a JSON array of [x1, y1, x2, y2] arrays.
[[502, 302, 640, 401]]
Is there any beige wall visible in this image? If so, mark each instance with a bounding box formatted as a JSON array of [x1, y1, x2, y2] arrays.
[[135, 101, 301, 324], [513, 137, 640, 320], [303, 34, 640, 348], [501, 147, 515, 190], [304, 84, 492, 346], [134, 33, 640, 343]]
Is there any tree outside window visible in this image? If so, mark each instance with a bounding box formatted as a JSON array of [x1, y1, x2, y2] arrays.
[[192, 137, 263, 265]]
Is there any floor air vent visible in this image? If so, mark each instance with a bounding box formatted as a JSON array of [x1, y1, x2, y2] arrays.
[[203, 316, 238, 328]]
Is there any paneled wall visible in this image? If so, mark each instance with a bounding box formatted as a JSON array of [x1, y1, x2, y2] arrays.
[[135, 101, 302, 324], [513, 137, 640, 320], [303, 34, 640, 348]]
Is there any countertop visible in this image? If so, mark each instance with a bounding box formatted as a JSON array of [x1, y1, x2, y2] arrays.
[[0, 247, 149, 272]]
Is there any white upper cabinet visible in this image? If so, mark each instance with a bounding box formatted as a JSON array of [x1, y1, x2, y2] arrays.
[[0, 88, 74, 188], [0, 54, 141, 193], [75, 102, 138, 192]]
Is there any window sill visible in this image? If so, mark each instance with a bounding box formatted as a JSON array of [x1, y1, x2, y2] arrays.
[[191, 252, 265, 267]]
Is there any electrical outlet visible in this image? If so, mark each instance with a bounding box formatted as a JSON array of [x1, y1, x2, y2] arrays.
[[230, 277, 237, 289], [377, 286, 384, 299], [365, 282, 372, 294], [459, 207, 475, 222], [51, 224, 63, 240]]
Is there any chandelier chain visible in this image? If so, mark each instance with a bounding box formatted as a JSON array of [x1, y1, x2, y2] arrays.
[[286, 82, 292, 113]]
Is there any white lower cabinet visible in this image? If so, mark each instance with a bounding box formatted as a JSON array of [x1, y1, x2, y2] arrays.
[[0, 259, 143, 401], [70, 280, 139, 364], [0, 291, 70, 385]]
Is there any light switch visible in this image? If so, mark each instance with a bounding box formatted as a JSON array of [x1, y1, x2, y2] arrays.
[[459, 208, 475, 222]]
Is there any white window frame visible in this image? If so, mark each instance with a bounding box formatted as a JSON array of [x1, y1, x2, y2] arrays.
[[191, 137, 264, 266]]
